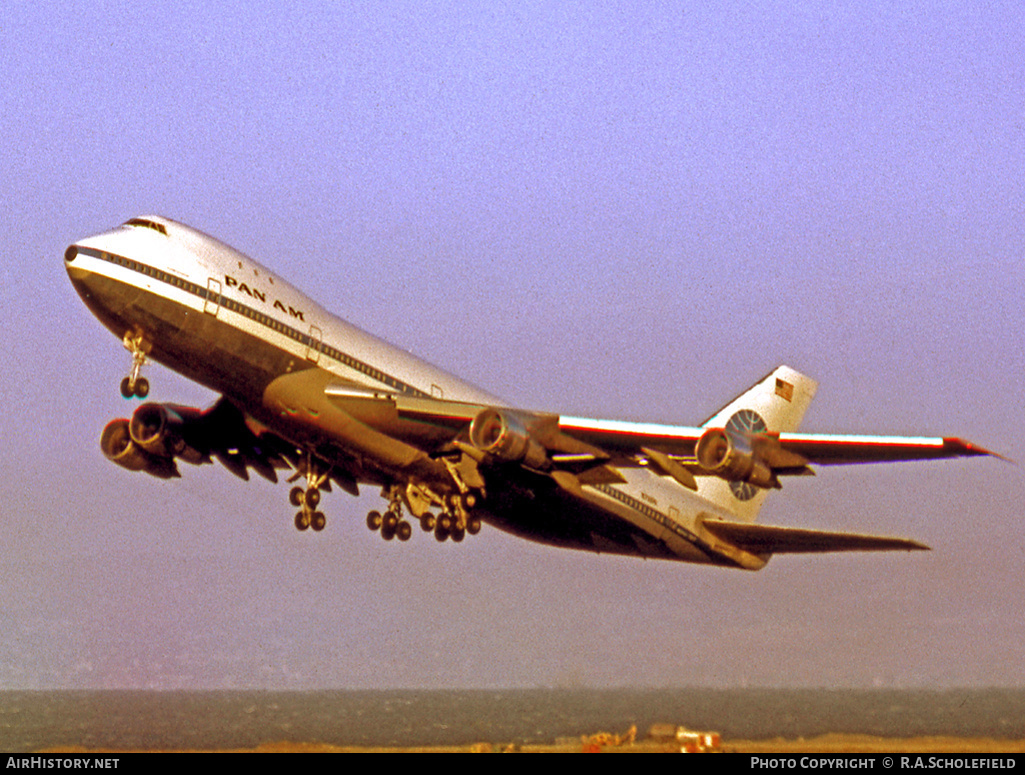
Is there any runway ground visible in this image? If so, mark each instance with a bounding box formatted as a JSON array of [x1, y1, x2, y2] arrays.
[[42, 735, 1025, 753]]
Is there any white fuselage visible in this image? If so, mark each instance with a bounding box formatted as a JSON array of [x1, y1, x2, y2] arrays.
[[66, 216, 751, 567], [68, 217, 500, 405]]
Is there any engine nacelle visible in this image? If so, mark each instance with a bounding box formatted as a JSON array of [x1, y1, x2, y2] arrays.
[[128, 403, 206, 464], [468, 408, 548, 469], [100, 418, 179, 479], [694, 428, 779, 489]]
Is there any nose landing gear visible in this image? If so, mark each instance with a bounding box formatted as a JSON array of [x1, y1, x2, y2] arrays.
[[120, 331, 151, 398]]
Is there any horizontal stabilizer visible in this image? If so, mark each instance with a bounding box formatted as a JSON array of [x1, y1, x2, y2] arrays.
[[703, 519, 929, 554]]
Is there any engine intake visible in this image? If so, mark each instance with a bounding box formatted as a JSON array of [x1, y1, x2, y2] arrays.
[[128, 403, 205, 463], [468, 409, 548, 469], [101, 418, 179, 479], [695, 428, 779, 490]]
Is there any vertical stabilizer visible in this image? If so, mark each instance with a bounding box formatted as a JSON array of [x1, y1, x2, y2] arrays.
[[696, 366, 818, 523]]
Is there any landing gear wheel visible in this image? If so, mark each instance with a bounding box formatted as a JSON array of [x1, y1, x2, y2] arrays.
[[434, 524, 449, 542], [381, 524, 396, 541], [366, 510, 383, 531], [382, 511, 399, 533], [119, 377, 149, 399], [120, 376, 150, 398], [305, 487, 320, 508], [295, 510, 311, 531], [289, 486, 305, 507], [467, 516, 482, 535], [311, 512, 326, 532], [451, 527, 465, 543], [419, 513, 436, 532], [397, 521, 412, 541]]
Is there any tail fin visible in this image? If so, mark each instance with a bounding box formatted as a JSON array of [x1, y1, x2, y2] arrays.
[[696, 366, 818, 523]]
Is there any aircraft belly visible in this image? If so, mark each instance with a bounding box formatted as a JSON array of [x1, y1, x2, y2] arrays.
[[582, 469, 734, 565], [260, 368, 456, 490], [477, 467, 721, 564]]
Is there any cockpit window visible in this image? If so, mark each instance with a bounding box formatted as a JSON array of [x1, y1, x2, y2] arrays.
[[124, 218, 168, 236]]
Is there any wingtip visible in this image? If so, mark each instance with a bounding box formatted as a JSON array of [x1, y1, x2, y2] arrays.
[[943, 437, 1014, 465]]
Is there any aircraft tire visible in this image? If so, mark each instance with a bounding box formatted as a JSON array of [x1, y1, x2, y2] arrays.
[[289, 487, 305, 507], [451, 528, 465, 543], [135, 378, 149, 398], [120, 378, 134, 398], [305, 487, 320, 508], [397, 521, 412, 541], [295, 511, 310, 531], [366, 510, 382, 531], [311, 512, 326, 532], [419, 513, 436, 532]]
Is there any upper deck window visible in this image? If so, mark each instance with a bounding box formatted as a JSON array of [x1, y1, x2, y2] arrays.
[[124, 218, 168, 236]]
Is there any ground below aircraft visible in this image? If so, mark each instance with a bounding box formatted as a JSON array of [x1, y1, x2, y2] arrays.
[[65, 216, 997, 570]]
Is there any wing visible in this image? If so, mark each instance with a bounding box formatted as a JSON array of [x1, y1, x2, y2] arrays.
[[557, 417, 998, 465], [772, 433, 1001, 465], [561, 419, 999, 482], [100, 396, 347, 488], [370, 389, 998, 485]]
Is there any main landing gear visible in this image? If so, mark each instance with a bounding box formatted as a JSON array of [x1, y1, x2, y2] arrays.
[[366, 489, 482, 544], [365, 507, 413, 542], [289, 451, 329, 532], [120, 331, 150, 398], [285, 453, 485, 544], [291, 484, 327, 532]]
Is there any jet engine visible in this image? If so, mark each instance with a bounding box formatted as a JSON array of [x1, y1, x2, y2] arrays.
[[128, 403, 206, 464], [694, 428, 780, 489], [468, 408, 549, 469], [100, 403, 212, 479], [100, 418, 180, 479]]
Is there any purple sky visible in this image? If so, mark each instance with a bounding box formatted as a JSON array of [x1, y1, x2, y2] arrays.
[[1, 1, 1023, 689]]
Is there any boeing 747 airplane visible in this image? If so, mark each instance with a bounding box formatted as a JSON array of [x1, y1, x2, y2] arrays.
[[65, 216, 996, 570]]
